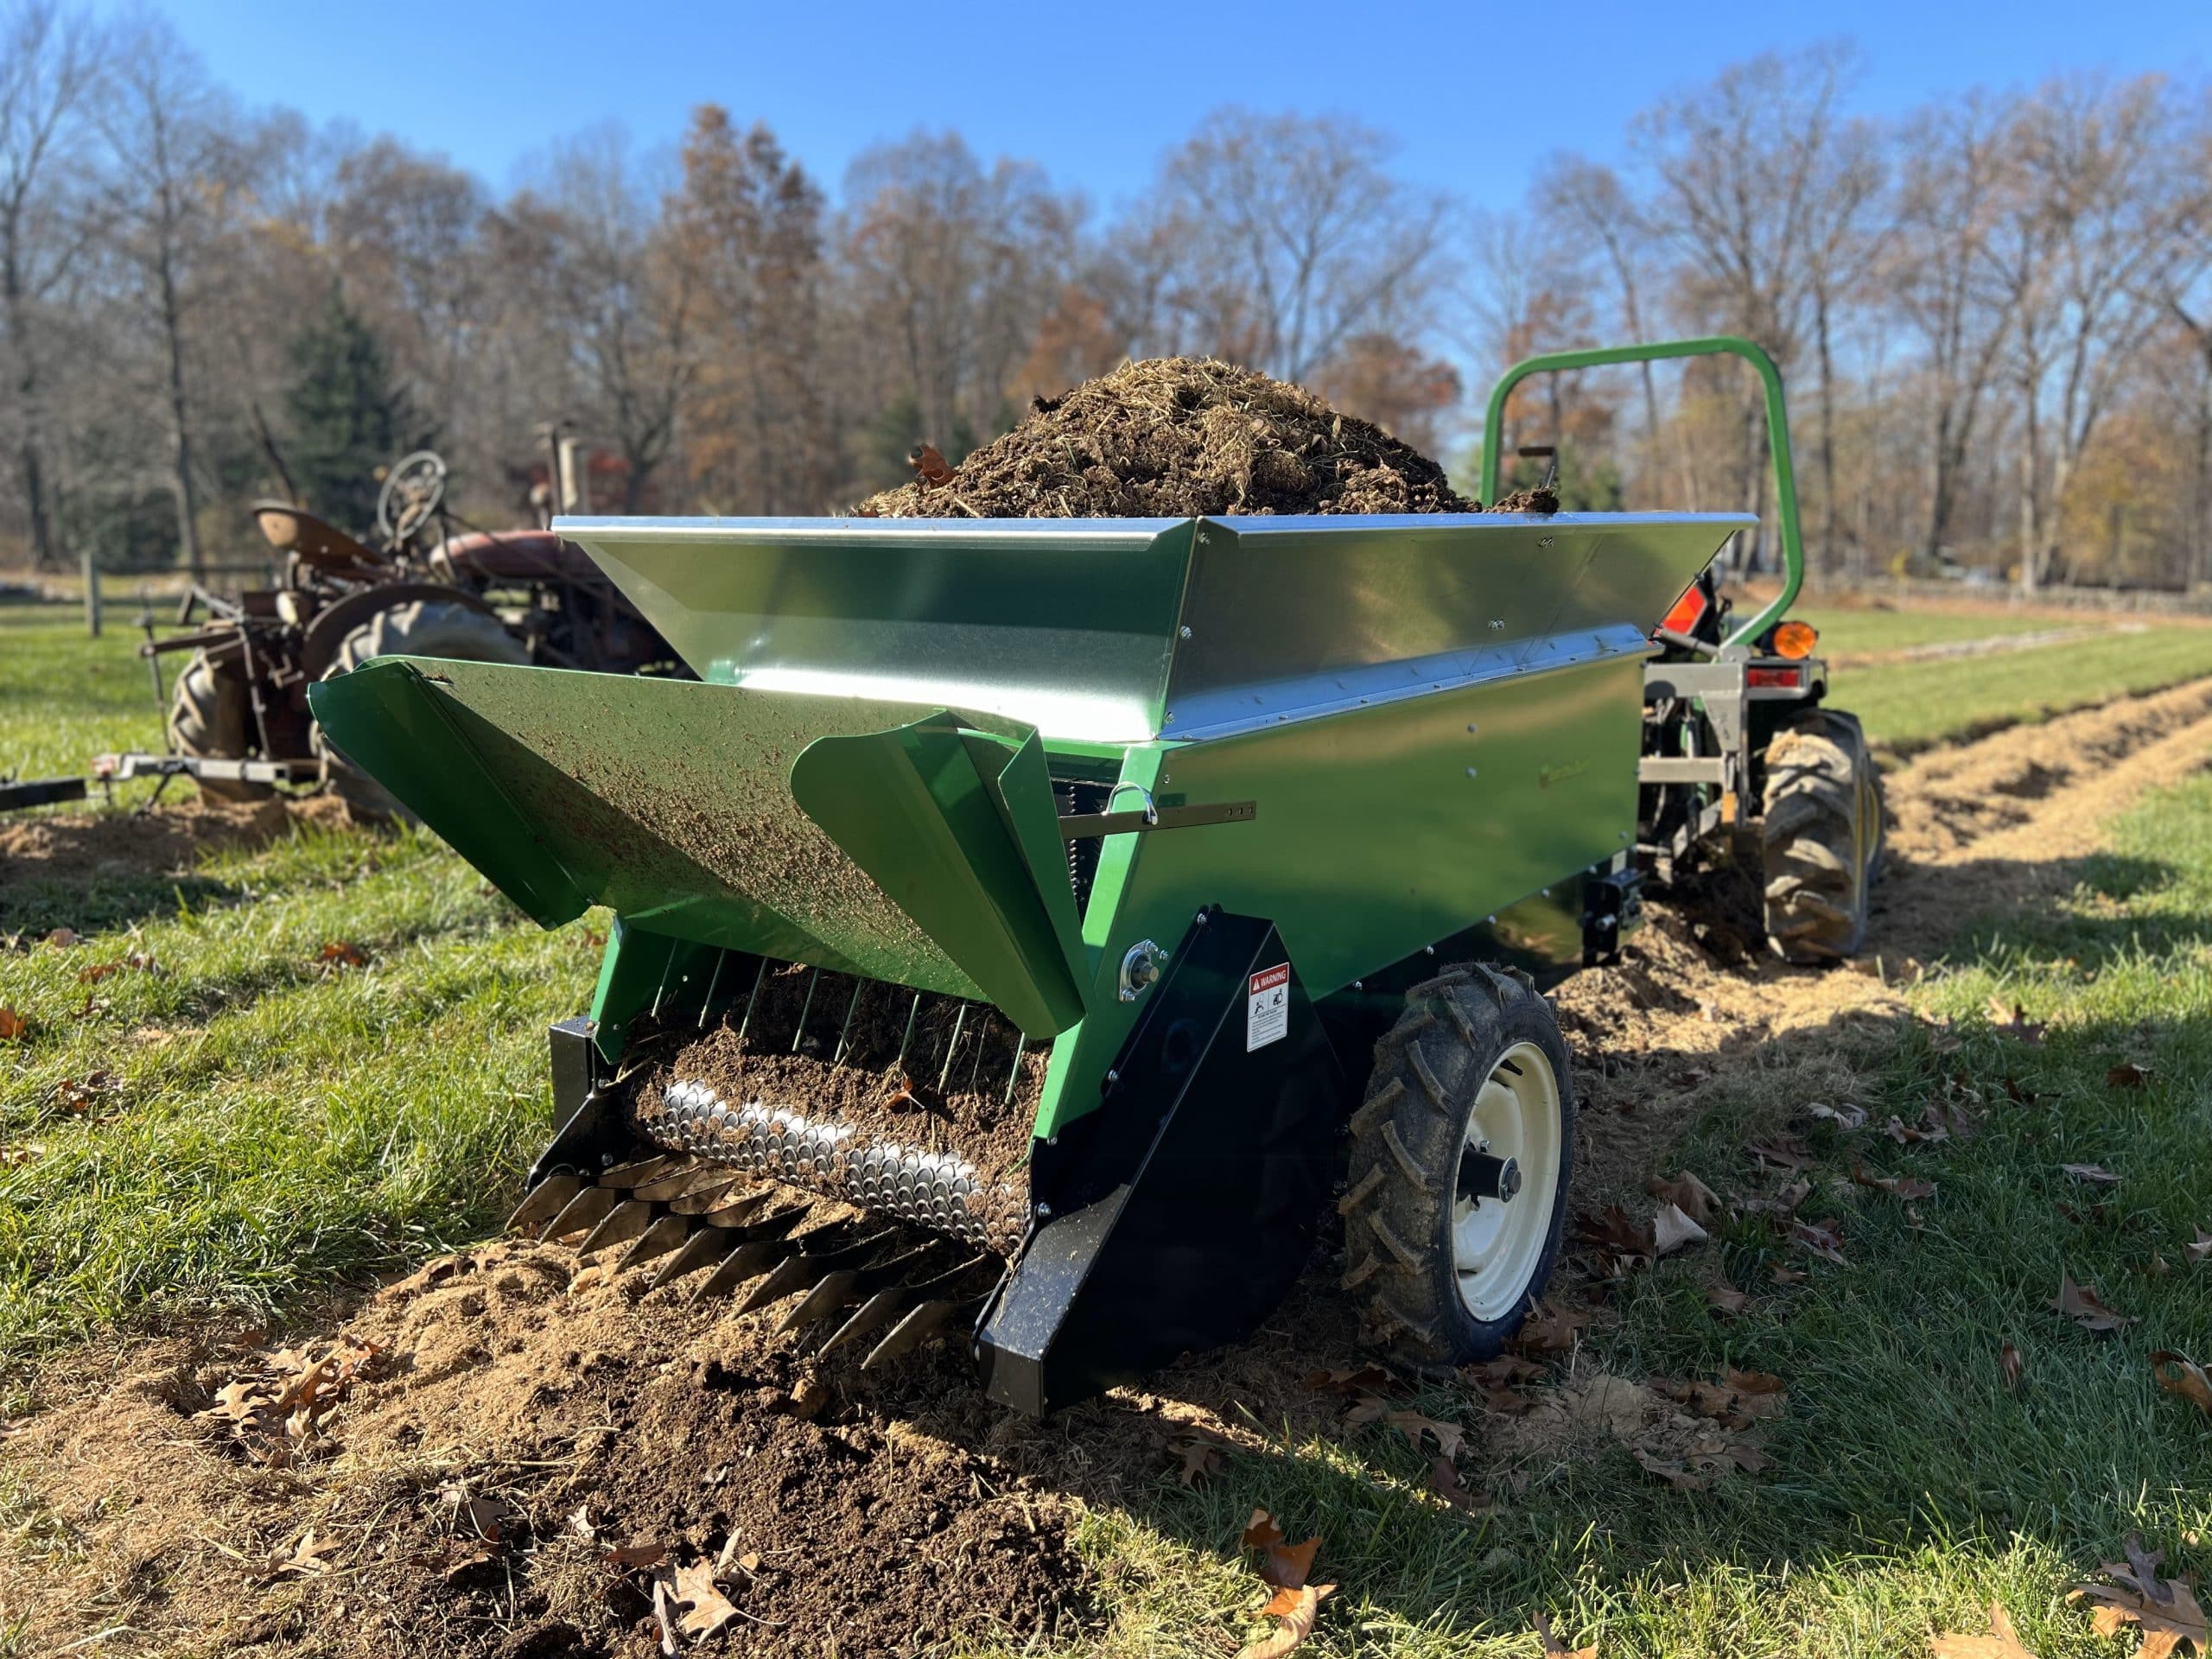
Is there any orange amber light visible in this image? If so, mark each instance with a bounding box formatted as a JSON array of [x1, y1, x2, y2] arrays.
[[1772, 620, 1819, 659]]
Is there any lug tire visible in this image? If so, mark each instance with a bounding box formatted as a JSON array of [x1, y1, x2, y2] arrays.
[[1339, 966, 1575, 1365], [166, 650, 274, 803], [1761, 708, 1885, 963], [315, 600, 527, 822]]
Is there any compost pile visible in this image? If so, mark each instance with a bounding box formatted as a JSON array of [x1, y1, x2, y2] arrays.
[[855, 357, 1551, 518]]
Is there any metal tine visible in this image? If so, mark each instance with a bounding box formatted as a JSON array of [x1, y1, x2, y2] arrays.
[[649, 1226, 741, 1292], [731, 1225, 898, 1317], [507, 1173, 584, 1234], [685, 1207, 819, 1304], [1001, 1031, 1028, 1105], [776, 1243, 940, 1338], [830, 979, 864, 1066], [819, 1256, 991, 1358], [791, 968, 822, 1052], [893, 990, 923, 1070], [575, 1198, 657, 1256], [540, 1183, 621, 1240], [668, 1178, 757, 1218], [613, 1212, 696, 1274], [650, 1199, 808, 1293], [862, 1294, 988, 1368], [630, 1165, 727, 1205], [597, 1154, 680, 1191], [936, 1002, 969, 1092], [733, 957, 770, 1044]]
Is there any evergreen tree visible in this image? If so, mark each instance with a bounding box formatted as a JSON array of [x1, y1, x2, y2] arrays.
[[282, 289, 429, 532]]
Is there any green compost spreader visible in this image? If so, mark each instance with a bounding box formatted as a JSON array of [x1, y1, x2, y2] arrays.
[[311, 507, 1745, 1414]]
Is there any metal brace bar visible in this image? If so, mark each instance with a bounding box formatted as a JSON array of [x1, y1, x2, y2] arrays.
[[1057, 799, 1256, 839]]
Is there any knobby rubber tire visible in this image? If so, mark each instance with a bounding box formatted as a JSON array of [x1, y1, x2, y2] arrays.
[[1339, 965, 1575, 1366], [165, 650, 274, 803], [315, 600, 528, 822], [1761, 707, 1884, 963]]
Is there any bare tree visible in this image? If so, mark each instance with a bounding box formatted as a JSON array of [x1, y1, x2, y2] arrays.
[[92, 15, 259, 579], [1884, 95, 2018, 569], [0, 0, 99, 569], [1122, 108, 1449, 384], [1993, 77, 2212, 590], [841, 130, 1077, 453], [494, 127, 696, 512]]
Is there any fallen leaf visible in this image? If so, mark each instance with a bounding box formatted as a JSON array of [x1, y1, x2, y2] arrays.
[[461, 1495, 513, 1543], [1787, 1217, 1851, 1266], [1241, 1510, 1286, 1550], [1806, 1101, 1869, 1130], [1428, 1457, 1491, 1512], [1633, 1447, 1712, 1492], [651, 1577, 680, 1657], [1383, 1409, 1465, 1464], [1999, 1343, 2025, 1393], [1512, 1301, 1588, 1353], [2051, 1273, 2136, 1333], [1236, 1584, 1332, 1659], [318, 939, 366, 969], [1770, 1263, 1808, 1286], [907, 442, 957, 489], [1884, 1115, 1948, 1147], [1172, 1433, 1224, 1486], [672, 1559, 740, 1639], [2071, 1559, 2207, 1657], [44, 927, 79, 948], [1707, 1280, 1751, 1316], [1261, 1535, 1320, 1592], [1853, 1162, 1936, 1202], [264, 1529, 340, 1578], [0, 1007, 24, 1040], [2190, 1230, 2212, 1266], [603, 1541, 668, 1570], [2151, 1351, 2212, 1419], [1646, 1170, 1722, 1225], [1576, 1205, 1654, 1269], [1986, 997, 2047, 1044], [1929, 1599, 2037, 1658], [1651, 1202, 1710, 1257], [1534, 1610, 1599, 1659], [1305, 1363, 1394, 1396], [2063, 1163, 2122, 1186], [2106, 1062, 2155, 1088]]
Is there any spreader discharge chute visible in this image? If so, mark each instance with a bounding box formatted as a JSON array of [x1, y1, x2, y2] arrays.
[[314, 505, 1746, 1414]]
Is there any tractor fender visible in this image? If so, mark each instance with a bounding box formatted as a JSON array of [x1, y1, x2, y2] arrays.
[[299, 582, 503, 680]]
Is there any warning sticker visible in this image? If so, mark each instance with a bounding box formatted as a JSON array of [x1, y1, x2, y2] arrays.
[[1247, 963, 1291, 1051]]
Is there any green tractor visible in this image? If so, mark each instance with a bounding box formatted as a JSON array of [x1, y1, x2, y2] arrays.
[[308, 340, 1878, 1414], [1486, 337, 1884, 963]]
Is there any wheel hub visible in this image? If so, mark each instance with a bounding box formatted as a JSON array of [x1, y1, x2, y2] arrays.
[[1449, 1041, 1560, 1322]]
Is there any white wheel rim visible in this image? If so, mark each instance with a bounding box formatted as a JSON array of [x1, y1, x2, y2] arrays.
[[1452, 1039, 1561, 1321]]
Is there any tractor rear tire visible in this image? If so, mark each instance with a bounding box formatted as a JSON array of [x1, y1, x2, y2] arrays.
[[1339, 966, 1574, 1367], [166, 650, 274, 804], [1761, 708, 1884, 963], [315, 600, 527, 822]]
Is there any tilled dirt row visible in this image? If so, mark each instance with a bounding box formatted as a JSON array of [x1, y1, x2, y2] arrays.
[[6, 679, 2212, 1658]]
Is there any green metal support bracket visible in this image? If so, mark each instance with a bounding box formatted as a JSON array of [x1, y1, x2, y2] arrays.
[[1479, 335, 1803, 648]]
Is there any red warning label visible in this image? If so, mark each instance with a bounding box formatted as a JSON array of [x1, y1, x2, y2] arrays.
[[1247, 963, 1291, 1051]]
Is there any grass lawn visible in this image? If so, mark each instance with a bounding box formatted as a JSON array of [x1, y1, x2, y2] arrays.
[[1839, 626, 2212, 753], [1789, 598, 2113, 658], [5, 602, 2212, 1655]]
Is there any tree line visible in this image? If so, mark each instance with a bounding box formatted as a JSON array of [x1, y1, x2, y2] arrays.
[[2, 7, 2207, 593]]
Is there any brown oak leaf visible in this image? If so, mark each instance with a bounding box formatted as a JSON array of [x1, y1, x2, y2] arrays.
[[2051, 1273, 2135, 1333]]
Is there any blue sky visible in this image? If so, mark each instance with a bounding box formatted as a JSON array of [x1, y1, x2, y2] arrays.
[[160, 0, 2209, 208]]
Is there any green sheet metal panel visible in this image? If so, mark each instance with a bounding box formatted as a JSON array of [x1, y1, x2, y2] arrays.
[[308, 659, 1096, 1031], [1029, 649, 1649, 1135], [557, 516, 1197, 744]]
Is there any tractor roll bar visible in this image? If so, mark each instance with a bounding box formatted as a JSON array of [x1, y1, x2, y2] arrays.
[[1478, 334, 1803, 650]]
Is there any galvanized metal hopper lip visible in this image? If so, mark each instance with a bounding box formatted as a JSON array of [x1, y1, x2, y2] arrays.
[[554, 510, 1757, 541]]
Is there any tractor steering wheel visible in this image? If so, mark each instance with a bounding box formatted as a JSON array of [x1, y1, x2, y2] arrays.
[[376, 450, 448, 545]]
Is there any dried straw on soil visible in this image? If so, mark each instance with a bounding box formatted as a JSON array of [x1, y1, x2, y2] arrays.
[[855, 357, 1550, 519]]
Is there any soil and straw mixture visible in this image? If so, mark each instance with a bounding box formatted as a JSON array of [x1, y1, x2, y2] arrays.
[[639, 967, 1045, 1189], [855, 357, 1554, 519], [10, 682, 2212, 1656]]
